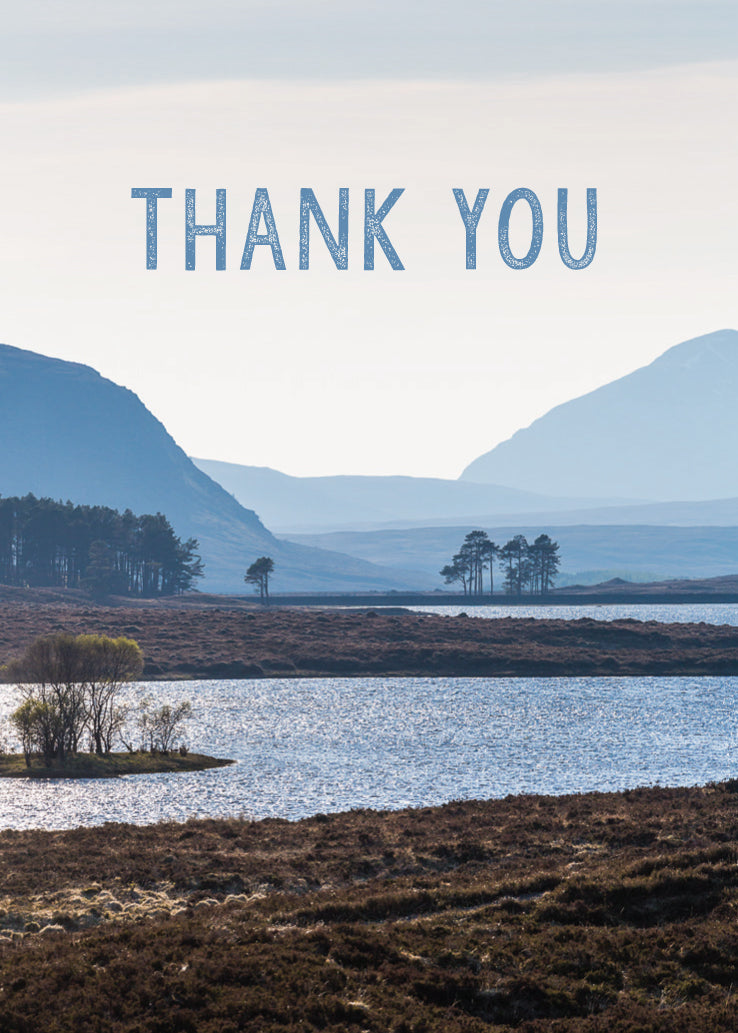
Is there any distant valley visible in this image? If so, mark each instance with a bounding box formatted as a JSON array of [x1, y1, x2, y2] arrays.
[[3, 329, 738, 594], [192, 459, 634, 534], [194, 330, 738, 585], [283, 524, 738, 586]]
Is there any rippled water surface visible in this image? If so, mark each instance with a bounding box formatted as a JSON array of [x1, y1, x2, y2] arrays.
[[2, 676, 737, 830], [409, 603, 738, 624]]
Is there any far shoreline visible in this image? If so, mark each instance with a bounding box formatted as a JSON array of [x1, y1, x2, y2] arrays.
[[1, 595, 738, 683]]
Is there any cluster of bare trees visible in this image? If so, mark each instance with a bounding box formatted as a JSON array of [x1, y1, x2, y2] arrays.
[[2, 634, 191, 766], [123, 699, 193, 756], [440, 530, 560, 597], [5, 634, 143, 765]]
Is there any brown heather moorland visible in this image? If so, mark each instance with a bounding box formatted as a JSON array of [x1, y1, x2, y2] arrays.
[[1, 597, 738, 679], [2, 784, 738, 1030]]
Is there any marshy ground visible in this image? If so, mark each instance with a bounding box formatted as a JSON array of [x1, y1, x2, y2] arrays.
[[1, 782, 738, 1030], [1, 599, 738, 679]]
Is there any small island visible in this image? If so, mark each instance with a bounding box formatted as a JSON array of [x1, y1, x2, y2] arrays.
[[1, 632, 234, 779], [0, 751, 234, 779]]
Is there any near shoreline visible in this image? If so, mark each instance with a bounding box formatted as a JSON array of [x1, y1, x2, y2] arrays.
[[1, 600, 738, 680], [1, 782, 738, 1031]]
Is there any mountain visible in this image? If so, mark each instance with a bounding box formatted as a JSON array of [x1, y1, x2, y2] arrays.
[[461, 329, 738, 501], [192, 459, 634, 533], [0, 344, 423, 593]]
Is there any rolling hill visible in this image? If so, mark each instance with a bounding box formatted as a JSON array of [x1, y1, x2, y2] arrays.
[[284, 523, 738, 586]]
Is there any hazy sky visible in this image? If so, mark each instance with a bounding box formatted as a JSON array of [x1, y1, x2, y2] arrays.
[[0, 3, 735, 478], [2, 1, 736, 95]]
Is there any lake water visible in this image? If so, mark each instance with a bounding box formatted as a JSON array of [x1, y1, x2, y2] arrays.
[[1, 675, 736, 831], [409, 602, 738, 625]]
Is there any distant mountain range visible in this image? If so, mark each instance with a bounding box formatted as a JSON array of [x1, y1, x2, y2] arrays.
[[4, 329, 738, 593], [461, 329, 738, 500], [0, 344, 423, 593], [192, 460, 631, 534], [351, 495, 738, 533], [196, 330, 738, 537], [194, 463, 738, 537], [285, 524, 738, 586]]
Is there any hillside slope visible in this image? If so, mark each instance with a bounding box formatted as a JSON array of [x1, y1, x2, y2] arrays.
[[461, 329, 738, 500], [0, 344, 423, 592]]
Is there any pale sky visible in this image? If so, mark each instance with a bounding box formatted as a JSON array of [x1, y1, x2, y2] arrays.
[[0, 4, 735, 478], [2, 1, 736, 95]]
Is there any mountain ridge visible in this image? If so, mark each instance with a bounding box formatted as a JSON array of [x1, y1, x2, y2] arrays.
[[460, 329, 738, 501], [192, 458, 638, 533]]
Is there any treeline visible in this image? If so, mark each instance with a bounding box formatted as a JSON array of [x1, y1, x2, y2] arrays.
[[0, 495, 203, 596], [441, 530, 560, 596]]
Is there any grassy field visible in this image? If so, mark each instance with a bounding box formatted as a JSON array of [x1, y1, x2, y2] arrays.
[[0, 751, 234, 778], [1, 782, 738, 1030]]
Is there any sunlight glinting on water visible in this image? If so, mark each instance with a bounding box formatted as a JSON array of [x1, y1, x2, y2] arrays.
[[408, 602, 738, 624], [1, 674, 737, 831]]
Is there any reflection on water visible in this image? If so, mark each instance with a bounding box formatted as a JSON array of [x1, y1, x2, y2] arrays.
[[409, 602, 738, 625], [1, 675, 736, 831]]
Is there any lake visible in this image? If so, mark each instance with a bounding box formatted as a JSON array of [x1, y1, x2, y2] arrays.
[[1, 675, 736, 831], [408, 602, 738, 625]]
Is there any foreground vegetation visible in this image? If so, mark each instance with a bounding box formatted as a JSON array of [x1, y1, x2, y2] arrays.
[[1, 782, 738, 1030], [5, 633, 144, 764], [0, 750, 233, 779]]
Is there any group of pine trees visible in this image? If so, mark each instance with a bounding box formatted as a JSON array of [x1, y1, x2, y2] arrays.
[[440, 530, 560, 596], [0, 495, 203, 597]]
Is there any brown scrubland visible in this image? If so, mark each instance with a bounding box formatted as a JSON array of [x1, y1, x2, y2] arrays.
[[0, 599, 738, 679], [1, 783, 738, 1031]]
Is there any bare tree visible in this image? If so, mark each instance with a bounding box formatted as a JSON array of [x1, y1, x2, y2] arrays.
[[78, 636, 144, 754], [136, 699, 192, 753]]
